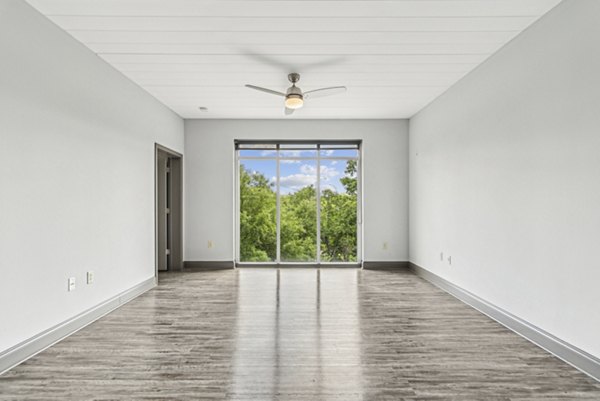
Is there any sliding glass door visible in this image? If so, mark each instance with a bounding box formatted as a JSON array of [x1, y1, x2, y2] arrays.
[[236, 141, 361, 264]]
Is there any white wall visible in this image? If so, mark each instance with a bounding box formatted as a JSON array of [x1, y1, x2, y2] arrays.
[[0, 1, 183, 353], [185, 119, 408, 262], [409, 0, 600, 358]]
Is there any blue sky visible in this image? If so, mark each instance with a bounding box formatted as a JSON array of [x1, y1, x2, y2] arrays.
[[241, 158, 353, 195]]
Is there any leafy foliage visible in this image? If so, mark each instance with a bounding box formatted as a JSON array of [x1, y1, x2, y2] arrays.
[[239, 166, 277, 261], [340, 159, 358, 196], [239, 161, 357, 262], [281, 185, 317, 261]]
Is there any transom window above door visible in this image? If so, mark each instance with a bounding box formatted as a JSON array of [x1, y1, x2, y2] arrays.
[[235, 141, 362, 265]]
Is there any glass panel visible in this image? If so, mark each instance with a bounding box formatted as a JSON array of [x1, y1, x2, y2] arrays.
[[238, 142, 360, 265], [319, 159, 358, 262], [238, 143, 277, 149], [239, 160, 277, 262], [239, 149, 277, 157], [280, 144, 317, 149], [279, 149, 317, 158], [320, 148, 359, 158], [280, 160, 317, 262], [320, 144, 359, 149]]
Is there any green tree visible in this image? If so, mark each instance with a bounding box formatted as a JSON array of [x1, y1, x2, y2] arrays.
[[281, 186, 317, 261], [340, 159, 357, 195], [320, 196, 357, 261], [320, 160, 357, 261], [239, 165, 276, 261]]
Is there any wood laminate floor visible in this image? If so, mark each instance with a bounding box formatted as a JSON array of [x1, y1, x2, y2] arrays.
[[1, 268, 599, 400]]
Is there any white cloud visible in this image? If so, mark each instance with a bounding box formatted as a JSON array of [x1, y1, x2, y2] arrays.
[[279, 174, 316, 192], [264, 161, 345, 194], [277, 164, 342, 193], [300, 164, 340, 177], [322, 166, 340, 178], [280, 150, 302, 157], [299, 164, 316, 175], [299, 164, 339, 180], [280, 159, 300, 164]]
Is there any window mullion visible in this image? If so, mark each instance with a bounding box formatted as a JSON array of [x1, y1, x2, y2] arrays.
[[316, 144, 321, 264], [276, 144, 281, 263]]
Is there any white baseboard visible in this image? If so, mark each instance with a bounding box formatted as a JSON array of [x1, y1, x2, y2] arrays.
[[409, 263, 600, 382], [0, 277, 156, 375]]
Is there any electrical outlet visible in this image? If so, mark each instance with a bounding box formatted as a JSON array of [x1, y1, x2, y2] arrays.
[[87, 271, 94, 285], [382, 241, 388, 250], [68, 277, 76, 292], [440, 252, 444, 261], [447, 256, 452, 266], [208, 240, 214, 249]]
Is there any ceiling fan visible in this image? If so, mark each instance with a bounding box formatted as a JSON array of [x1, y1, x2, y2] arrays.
[[245, 73, 347, 115]]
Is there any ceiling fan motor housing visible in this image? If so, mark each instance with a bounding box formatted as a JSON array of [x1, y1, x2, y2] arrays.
[[285, 85, 304, 109], [286, 85, 303, 97]]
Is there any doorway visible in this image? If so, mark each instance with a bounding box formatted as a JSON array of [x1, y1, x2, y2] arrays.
[[155, 144, 183, 278], [235, 141, 362, 266]]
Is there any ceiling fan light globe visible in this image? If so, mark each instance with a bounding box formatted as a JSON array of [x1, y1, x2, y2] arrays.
[[285, 95, 304, 109]]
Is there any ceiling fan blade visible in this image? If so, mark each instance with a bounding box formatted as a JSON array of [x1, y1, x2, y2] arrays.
[[239, 50, 345, 72], [302, 56, 347, 71], [284, 107, 295, 116], [239, 50, 293, 72], [245, 84, 286, 97], [304, 86, 347, 99]]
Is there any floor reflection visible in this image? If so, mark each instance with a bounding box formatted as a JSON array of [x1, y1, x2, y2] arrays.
[[3, 268, 600, 400], [230, 268, 364, 400]]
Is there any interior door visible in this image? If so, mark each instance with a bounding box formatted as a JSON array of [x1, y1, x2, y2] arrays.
[[157, 151, 169, 271]]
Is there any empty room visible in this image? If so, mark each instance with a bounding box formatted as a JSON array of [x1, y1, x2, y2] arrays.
[[1, 0, 599, 399]]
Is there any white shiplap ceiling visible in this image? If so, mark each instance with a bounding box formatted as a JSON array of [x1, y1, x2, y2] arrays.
[[26, 0, 562, 119]]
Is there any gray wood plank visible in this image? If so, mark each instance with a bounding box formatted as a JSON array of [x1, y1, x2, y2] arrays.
[[1, 268, 599, 400]]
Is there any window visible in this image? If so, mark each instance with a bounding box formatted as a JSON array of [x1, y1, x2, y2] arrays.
[[236, 141, 361, 264]]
